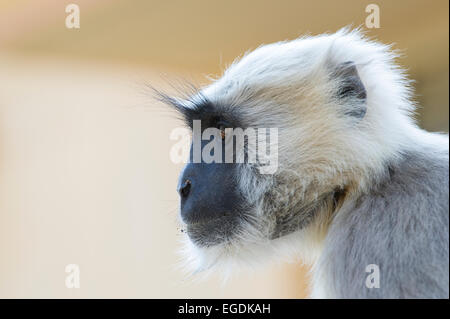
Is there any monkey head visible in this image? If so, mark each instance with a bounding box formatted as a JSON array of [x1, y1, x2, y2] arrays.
[[160, 29, 414, 274]]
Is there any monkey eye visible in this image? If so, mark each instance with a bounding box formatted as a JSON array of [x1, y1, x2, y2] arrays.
[[217, 121, 230, 140], [219, 125, 226, 140]]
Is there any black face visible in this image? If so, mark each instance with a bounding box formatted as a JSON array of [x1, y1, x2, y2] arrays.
[[173, 98, 250, 247], [178, 149, 246, 246]]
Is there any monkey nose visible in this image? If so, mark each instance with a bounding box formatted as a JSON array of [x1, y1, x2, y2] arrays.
[[178, 179, 191, 198]]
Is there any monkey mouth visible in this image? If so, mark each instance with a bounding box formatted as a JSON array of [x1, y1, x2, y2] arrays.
[[185, 214, 240, 247]]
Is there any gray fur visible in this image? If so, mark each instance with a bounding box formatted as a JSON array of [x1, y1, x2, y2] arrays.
[[333, 61, 367, 118], [318, 146, 449, 298]]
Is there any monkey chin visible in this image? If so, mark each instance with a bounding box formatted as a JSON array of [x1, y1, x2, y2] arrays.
[[184, 214, 241, 248], [178, 214, 322, 280]]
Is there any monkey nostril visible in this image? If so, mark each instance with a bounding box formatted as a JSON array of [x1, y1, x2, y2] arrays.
[[179, 179, 191, 198]]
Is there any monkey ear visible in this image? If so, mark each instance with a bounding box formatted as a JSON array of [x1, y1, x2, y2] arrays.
[[333, 61, 367, 119]]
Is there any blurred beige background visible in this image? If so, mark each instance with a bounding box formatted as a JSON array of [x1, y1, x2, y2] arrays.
[[0, 0, 448, 298]]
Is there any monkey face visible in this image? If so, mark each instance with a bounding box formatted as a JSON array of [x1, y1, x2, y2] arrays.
[[157, 30, 381, 272], [174, 102, 268, 248], [162, 91, 329, 264]]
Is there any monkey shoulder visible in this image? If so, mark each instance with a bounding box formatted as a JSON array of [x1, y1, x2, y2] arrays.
[[316, 144, 449, 298]]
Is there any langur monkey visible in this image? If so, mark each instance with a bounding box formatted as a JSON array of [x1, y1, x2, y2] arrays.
[[160, 29, 449, 298]]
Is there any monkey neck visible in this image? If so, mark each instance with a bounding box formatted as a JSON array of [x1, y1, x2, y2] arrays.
[[270, 187, 346, 240]]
